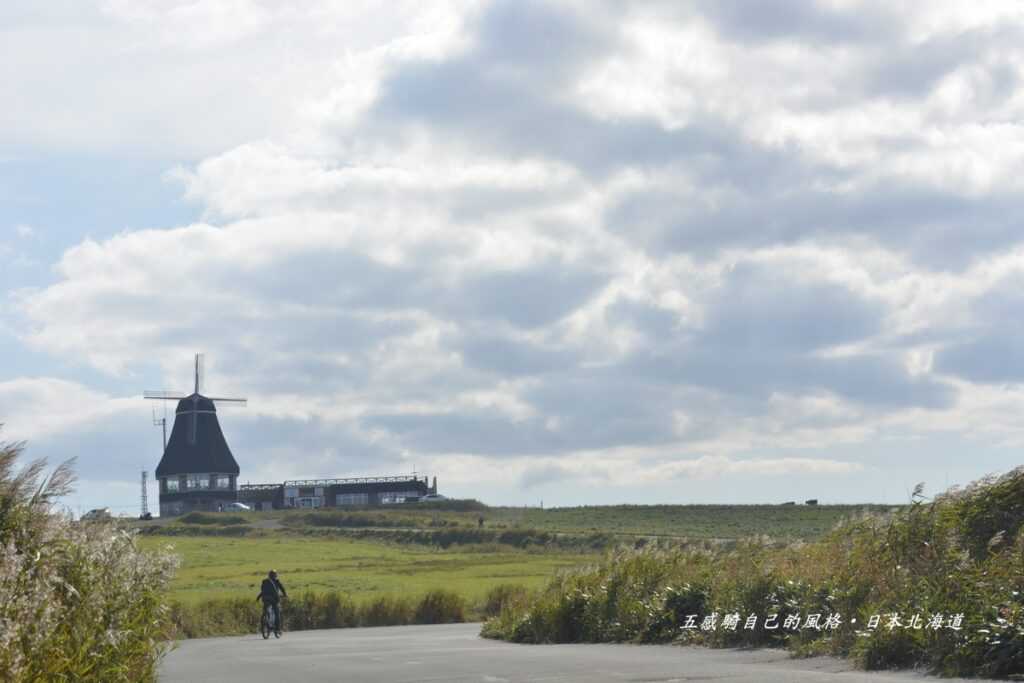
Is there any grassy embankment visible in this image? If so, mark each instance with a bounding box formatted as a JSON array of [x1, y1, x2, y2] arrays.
[[138, 502, 893, 544], [137, 501, 889, 638], [482, 471, 1024, 678], [481, 504, 897, 540]]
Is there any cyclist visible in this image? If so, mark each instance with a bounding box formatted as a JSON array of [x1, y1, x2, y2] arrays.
[[256, 569, 288, 634]]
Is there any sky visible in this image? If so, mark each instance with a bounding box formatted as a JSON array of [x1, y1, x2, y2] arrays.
[[2, 1, 1024, 514]]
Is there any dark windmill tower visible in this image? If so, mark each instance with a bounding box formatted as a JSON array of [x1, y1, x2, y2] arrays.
[[144, 354, 247, 516]]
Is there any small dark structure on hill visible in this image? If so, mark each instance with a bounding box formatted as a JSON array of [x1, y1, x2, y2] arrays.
[[145, 355, 247, 516]]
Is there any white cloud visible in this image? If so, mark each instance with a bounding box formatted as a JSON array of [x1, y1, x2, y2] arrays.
[[0, 1, 468, 157], [7, 1, 1024, 506], [0, 378, 137, 442], [510, 453, 862, 492]]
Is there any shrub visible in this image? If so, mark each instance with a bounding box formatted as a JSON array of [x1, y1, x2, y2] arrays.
[[482, 469, 1024, 677], [942, 467, 1024, 561], [359, 595, 415, 627], [169, 597, 257, 639], [414, 589, 466, 624], [0, 433, 178, 681], [415, 499, 489, 513], [283, 511, 418, 529], [275, 525, 615, 551], [171, 588, 471, 636], [482, 584, 530, 617], [287, 591, 360, 631], [642, 582, 709, 643], [178, 512, 248, 526], [139, 523, 251, 537]]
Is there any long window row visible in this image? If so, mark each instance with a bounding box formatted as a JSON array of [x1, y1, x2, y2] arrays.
[[163, 474, 233, 492], [282, 490, 425, 507], [378, 490, 423, 504], [336, 493, 369, 506]]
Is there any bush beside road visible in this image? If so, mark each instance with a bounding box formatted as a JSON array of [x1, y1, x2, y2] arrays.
[[482, 470, 1024, 678]]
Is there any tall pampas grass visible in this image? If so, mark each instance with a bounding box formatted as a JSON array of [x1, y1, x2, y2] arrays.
[[0, 429, 178, 681], [483, 470, 1024, 677]]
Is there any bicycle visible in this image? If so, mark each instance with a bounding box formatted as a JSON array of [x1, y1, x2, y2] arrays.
[[260, 601, 282, 639]]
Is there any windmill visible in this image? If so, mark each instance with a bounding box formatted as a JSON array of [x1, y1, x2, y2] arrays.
[[144, 354, 247, 516]]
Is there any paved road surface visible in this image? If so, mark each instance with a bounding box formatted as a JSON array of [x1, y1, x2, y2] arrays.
[[160, 623, 973, 683]]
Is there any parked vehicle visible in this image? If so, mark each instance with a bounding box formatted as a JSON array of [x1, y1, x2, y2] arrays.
[[418, 494, 447, 503], [81, 508, 112, 521], [224, 502, 251, 511]]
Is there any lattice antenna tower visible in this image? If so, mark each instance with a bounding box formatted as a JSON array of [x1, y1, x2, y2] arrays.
[[140, 470, 149, 517], [152, 403, 168, 452]]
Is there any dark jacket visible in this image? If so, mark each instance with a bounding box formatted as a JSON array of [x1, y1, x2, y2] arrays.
[[257, 577, 287, 603]]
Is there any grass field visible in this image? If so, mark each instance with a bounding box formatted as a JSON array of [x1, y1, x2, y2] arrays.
[[138, 535, 592, 605], [482, 504, 896, 539], [196, 501, 897, 540], [137, 502, 893, 608]]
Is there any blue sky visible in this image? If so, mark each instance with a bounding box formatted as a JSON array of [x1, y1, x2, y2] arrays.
[[3, 1, 1024, 515]]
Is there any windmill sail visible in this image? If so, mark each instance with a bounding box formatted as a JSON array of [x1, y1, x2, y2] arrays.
[[146, 354, 245, 479]]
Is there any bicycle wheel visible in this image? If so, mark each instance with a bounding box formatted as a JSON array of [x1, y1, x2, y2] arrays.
[[260, 610, 271, 639]]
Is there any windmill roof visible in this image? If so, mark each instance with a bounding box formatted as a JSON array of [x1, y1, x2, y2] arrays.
[[155, 393, 241, 477]]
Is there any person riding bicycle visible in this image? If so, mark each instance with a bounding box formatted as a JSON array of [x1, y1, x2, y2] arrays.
[[256, 569, 288, 632]]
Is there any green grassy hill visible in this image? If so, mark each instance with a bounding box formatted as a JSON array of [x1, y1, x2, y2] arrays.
[[138, 501, 894, 541], [136, 501, 893, 609], [484, 503, 896, 539]]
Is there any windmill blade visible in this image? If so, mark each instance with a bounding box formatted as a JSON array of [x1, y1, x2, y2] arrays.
[[209, 397, 247, 407], [144, 391, 187, 400], [195, 353, 205, 395]]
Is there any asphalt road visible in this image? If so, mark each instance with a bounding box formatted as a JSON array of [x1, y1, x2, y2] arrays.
[[160, 623, 974, 683]]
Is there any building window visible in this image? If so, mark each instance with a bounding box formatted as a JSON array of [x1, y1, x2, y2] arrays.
[[160, 501, 184, 516], [336, 493, 369, 506], [166, 478, 179, 492], [186, 474, 210, 490], [216, 476, 230, 489], [379, 490, 421, 504]]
